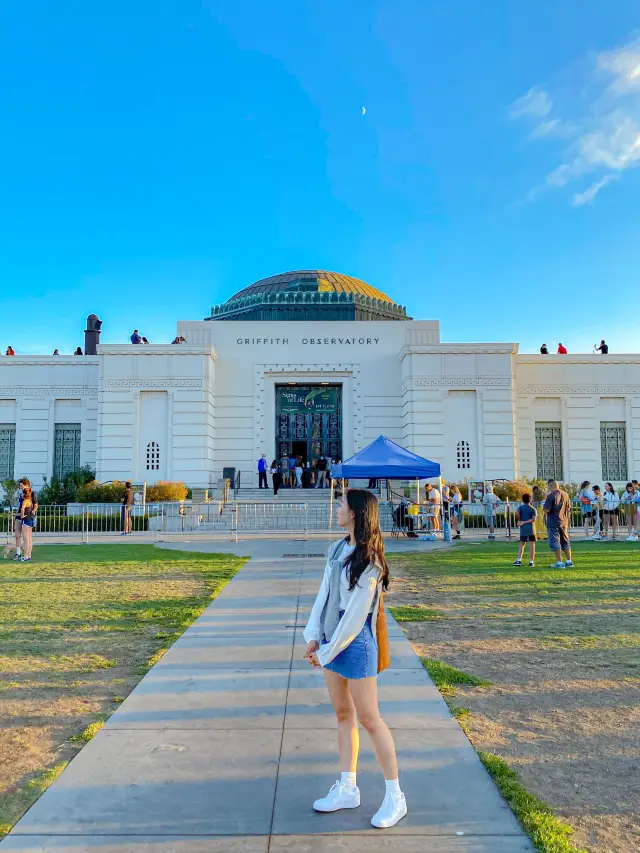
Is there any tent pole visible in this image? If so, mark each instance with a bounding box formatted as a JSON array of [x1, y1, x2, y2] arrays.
[[329, 479, 334, 531]]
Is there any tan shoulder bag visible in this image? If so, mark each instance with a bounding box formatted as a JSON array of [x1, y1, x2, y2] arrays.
[[376, 589, 391, 674]]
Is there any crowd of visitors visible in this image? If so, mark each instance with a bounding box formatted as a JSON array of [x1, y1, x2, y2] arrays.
[[539, 339, 609, 355], [392, 476, 640, 566], [258, 454, 339, 494]]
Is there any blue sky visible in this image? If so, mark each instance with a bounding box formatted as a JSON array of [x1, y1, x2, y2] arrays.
[[1, 1, 639, 355]]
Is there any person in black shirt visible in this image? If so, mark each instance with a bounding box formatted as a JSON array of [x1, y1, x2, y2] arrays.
[[540, 344, 548, 354], [121, 481, 134, 535], [595, 340, 609, 354]]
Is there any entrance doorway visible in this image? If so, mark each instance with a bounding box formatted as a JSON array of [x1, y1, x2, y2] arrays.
[[276, 384, 342, 466]]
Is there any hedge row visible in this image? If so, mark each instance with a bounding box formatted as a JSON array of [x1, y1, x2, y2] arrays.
[[0, 512, 151, 533]]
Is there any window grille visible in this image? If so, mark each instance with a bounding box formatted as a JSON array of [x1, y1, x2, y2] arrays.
[[146, 441, 160, 471], [456, 440, 471, 470], [0, 425, 16, 480], [600, 422, 627, 481], [535, 422, 563, 481], [53, 423, 81, 480]]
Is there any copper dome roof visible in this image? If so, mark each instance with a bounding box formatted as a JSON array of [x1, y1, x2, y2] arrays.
[[228, 270, 393, 304]]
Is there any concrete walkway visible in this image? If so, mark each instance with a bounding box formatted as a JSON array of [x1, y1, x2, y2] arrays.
[[1, 544, 534, 852]]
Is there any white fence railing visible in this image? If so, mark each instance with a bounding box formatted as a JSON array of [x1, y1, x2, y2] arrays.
[[2, 500, 636, 542]]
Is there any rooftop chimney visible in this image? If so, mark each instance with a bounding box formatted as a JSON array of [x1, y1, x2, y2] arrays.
[[84, 314, 103, 355]]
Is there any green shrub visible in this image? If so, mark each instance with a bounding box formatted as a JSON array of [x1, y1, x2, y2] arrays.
[[30, 513, 151, 533]]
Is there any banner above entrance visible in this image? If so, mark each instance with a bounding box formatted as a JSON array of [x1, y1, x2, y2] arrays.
[[277, 386, 339, 414]]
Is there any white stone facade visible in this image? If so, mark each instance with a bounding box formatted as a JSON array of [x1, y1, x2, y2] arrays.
[[1, 318, 639, 488]]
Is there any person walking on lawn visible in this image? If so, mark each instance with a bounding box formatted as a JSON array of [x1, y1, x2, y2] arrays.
[[543, 479, 573, 568], [513, 492, 537, 567], [303, 489, 406, 829]]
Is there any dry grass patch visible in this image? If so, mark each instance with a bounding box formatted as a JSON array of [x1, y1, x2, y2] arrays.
[[387, 541, 640, 853], [0, 543, 245, 836]]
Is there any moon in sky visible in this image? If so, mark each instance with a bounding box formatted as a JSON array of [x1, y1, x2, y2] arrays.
[[361, 106, 366, 116]]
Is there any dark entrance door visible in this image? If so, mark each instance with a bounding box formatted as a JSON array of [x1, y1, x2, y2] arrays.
[[276, 384, 342, 466]]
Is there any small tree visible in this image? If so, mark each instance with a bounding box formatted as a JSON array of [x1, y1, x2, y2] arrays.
[[38, 467, 96, 505], [1, 478, 18, 509]]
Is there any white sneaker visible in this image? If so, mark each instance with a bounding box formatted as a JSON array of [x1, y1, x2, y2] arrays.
[[626, 535, 637, 542], [313, 781, 360, 813], [371, 791, 408, 828]]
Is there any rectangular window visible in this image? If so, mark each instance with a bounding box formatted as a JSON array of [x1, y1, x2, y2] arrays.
[[535, 422, 563, 481], [600, 422, 627, 481], [0, 425, 16, 480], [53, 423, 81, 480]]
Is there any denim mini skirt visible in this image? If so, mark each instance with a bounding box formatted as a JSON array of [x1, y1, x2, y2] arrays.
[[322, 611, 377, 679]]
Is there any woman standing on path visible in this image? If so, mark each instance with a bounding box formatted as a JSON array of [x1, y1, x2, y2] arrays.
[[303, 489, 407, 829]]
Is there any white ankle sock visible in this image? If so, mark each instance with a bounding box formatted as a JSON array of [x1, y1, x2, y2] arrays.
[[341, 772, 357, 789], [385, 778, 401, 795]]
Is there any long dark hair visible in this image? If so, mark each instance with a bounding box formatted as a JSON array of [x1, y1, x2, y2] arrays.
[[343, 489, 389, 591]]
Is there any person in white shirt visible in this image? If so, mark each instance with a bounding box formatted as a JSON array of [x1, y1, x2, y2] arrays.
[[303, 489, 407, 829], [449, 483, 463, 539], [424, 483, 441, 532], [601, 482, 620, 540], [482, 485, 501, 539]]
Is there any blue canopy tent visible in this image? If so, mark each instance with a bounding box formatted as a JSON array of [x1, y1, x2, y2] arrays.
[[330, 436, 442, 537], [331, 435, 440, 480]]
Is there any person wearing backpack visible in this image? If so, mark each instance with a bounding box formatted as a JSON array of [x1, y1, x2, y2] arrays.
[[578, 480, 596, 539], [16, 480, 38, 562]]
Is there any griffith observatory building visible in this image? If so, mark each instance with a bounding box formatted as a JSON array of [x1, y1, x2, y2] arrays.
[[1, 270, 639, 490]]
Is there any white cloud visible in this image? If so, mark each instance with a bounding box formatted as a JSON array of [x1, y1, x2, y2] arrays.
[[572, 174, 619, 206], [598, 37, 640, 93], [508, 87, 552, 120], [510, 35, 640, 205]]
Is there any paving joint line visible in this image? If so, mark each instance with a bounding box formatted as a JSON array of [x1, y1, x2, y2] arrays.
[[267, 554, 307, 852]]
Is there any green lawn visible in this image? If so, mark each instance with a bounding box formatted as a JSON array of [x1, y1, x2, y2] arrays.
[[388, 541, 640, 853], [0, 544, 245, 836]]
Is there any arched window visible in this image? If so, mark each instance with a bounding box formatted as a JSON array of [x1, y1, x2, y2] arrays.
[[146, 441, 160, 471], [456, 440, 471, 470]]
